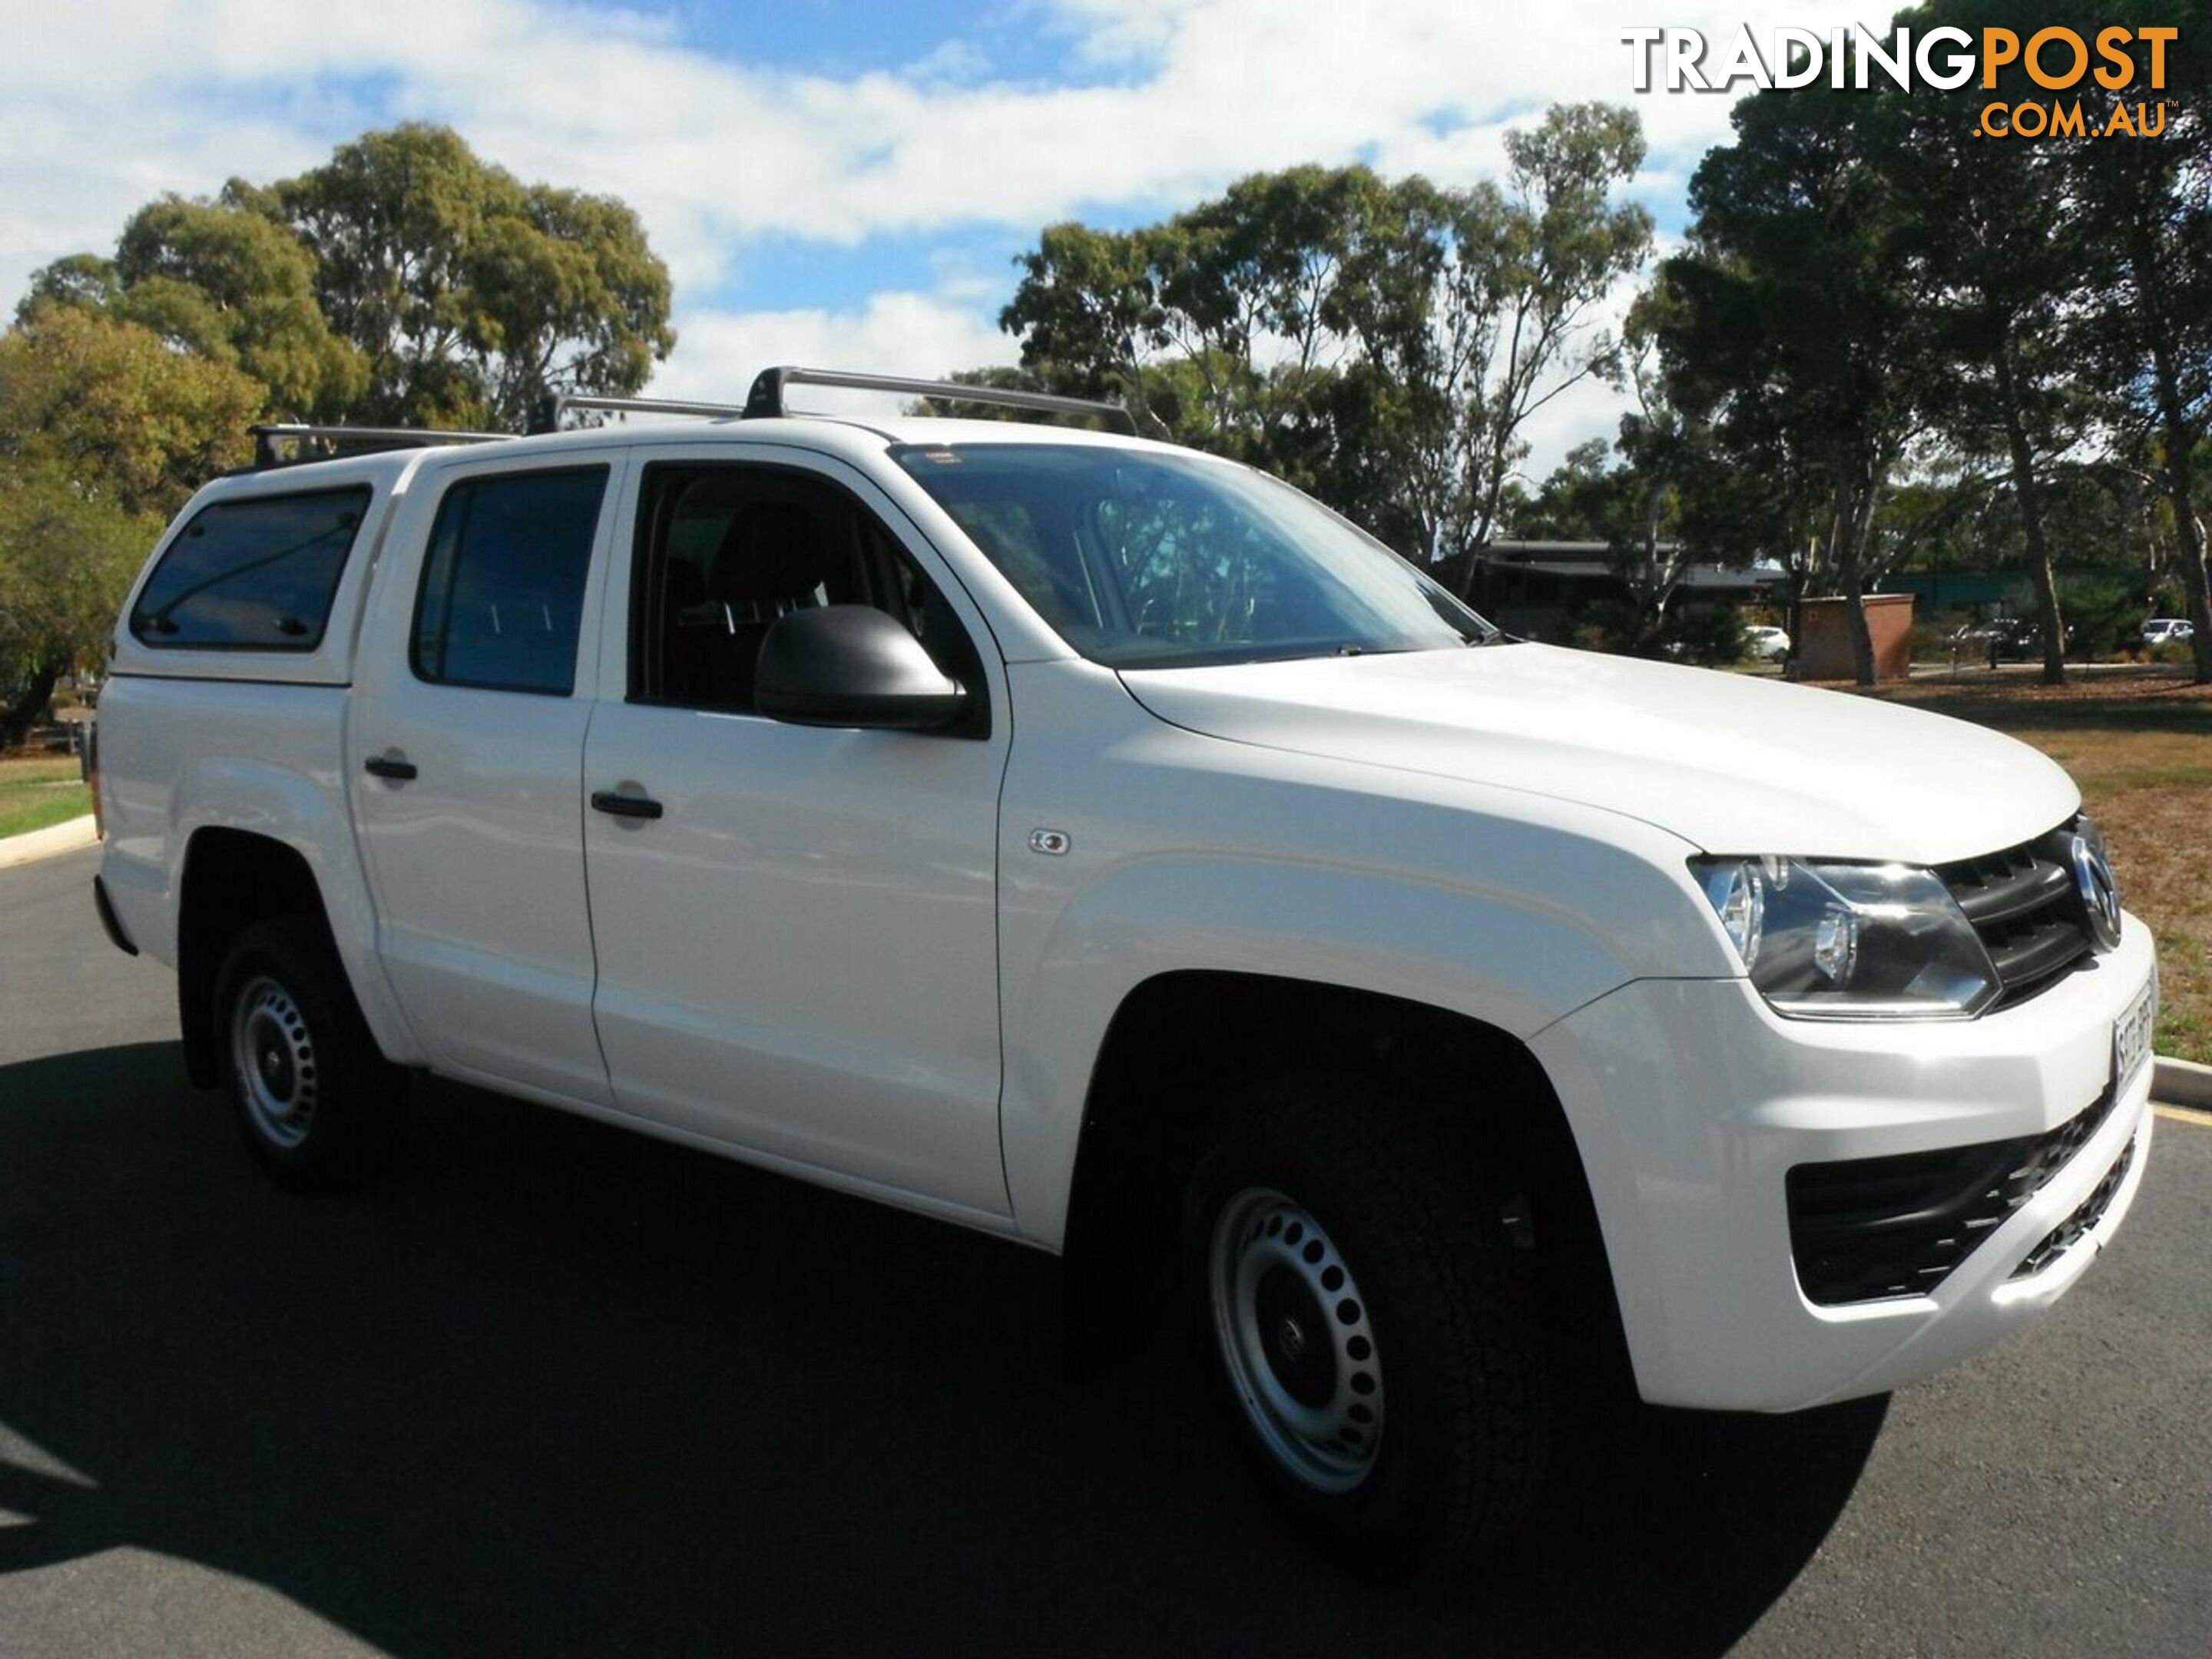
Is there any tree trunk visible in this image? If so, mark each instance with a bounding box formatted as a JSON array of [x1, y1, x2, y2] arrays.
[[0, 658, 64, 753], [2152, 373, 2212, 685], [1833, 477, 1879, 687], [1839, 559, 1876, 687], [2126, 213, 2212, 684], [1993, 340, 2066, 685], [1634, 475, 1669, 618], [1455, 401, 1517, 603], [1455, 471, 1505, 603]]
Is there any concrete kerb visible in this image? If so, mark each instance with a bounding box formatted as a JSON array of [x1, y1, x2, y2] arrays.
[[2154, 1057, 2212, 1113], [0, 814, 98, 871]]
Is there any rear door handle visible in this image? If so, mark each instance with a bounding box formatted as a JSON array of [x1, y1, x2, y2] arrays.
[[591, 790, 664, 820], [364, 753, 418, 781]]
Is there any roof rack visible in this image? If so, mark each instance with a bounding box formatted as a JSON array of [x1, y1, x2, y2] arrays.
[[528, 392, 750, 432], [743, 366, 1139, 434], [530, 370, 1137, 436], [250, 423, 510, 469], [257, 368, 1141, 462]]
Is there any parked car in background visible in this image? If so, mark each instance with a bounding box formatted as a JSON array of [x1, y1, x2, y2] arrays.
[[1955, 618, 2072, 661], [1743, 624, 1790, 662], [2141, 618, 2195, 648]]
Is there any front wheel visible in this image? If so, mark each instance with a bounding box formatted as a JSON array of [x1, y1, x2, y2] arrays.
[[1184, 1078, 1550, 1576], [213, 916, 406, 1189]]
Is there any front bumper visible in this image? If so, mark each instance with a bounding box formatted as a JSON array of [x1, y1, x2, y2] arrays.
[[1530, 915, 2157, 1412]]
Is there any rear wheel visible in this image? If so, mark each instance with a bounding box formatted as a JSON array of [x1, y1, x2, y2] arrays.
[[1184, 1077, 1549, 1576], [214, 916, 405, 1189]]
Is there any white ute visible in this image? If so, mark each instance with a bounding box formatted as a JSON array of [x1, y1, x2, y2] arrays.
[[92, 369, 2159, 1574]]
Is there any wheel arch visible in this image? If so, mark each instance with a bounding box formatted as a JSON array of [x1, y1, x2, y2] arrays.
[[174, 828, 401, 1088], [1057, 969, 1625, 1382]]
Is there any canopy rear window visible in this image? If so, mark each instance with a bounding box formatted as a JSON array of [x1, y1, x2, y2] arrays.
[[131, 486, 372, 651]]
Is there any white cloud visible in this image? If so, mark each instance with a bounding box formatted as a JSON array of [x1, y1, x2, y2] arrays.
[[1518, 369, 1636, 487], [654, 291, 1021, 416], [903, 38, 995, 88], [0, 0, 1855, 475], [1, 1, 1848, 290]]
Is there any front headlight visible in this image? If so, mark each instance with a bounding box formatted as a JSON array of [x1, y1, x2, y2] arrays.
[[1691, 856, 2001, 1020]]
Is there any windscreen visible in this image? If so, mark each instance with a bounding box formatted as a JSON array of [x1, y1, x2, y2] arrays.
[[892, 444, 1491, 668]]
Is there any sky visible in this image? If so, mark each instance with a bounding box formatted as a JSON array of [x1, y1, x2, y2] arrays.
[[0, 0, 1851, 480]]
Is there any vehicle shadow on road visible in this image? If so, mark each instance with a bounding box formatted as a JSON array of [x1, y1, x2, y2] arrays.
[[0, 1041, 1884, 1657]]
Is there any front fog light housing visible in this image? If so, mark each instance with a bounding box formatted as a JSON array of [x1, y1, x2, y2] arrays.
[[1693, 856, 2001, 1020]]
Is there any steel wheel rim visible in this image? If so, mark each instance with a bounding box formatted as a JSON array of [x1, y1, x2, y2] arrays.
[[231, 975, 319, 1150], [1208, 1186, 1384, 1494]]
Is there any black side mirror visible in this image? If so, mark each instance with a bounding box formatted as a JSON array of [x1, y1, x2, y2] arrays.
[[756, 604, 969, 730]]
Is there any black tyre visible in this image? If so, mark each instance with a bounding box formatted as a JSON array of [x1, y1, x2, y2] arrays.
[[1183, 1077, 1549, 1577], [212, 915, 406, 1189]]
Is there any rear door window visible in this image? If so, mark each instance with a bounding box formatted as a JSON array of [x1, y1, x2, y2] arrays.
[[412, 467, 610, 696], [131, 486, 372, 650]]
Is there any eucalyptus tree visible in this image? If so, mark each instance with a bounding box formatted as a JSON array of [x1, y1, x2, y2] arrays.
[[1438, 101, 1652, 587], [2062, 1, 2212, 680], [1607, 277, 1730, 621], [19, 200, 364, 419], [25, 124, 676, 432], [273, 127, 676, 429], [1661, 74, 1926, 685], [1000, 164, 1449, 551], [0, 303, 261, 743], [995, 104, 1654, 571], [5, 121, 678, 736], [1879, 2, 2103, 684]]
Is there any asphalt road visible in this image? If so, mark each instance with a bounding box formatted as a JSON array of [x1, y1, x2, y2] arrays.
[[3, 845, 2207, 1657]]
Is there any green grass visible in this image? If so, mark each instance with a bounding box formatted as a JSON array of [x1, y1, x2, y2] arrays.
[[0, 757, 91, 840]]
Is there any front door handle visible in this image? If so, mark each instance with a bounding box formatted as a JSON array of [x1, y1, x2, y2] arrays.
[[364, 753, 418, 782], [591, 789, 664, 821]]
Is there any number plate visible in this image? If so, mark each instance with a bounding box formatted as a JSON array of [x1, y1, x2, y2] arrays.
[[2114, 977, 2157, 1091]]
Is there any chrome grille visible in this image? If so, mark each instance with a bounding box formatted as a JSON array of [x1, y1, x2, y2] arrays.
[[1937, 824, 2096, 1009]]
